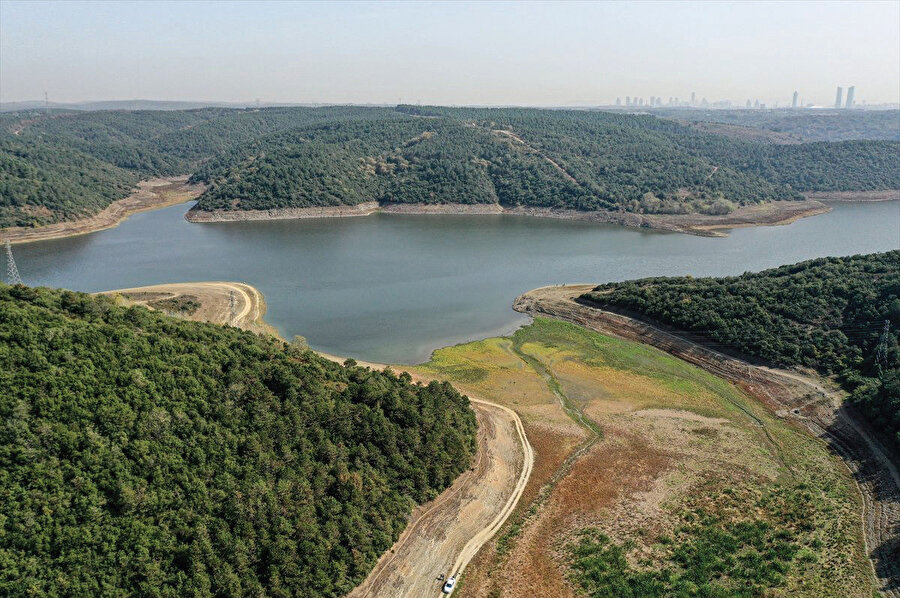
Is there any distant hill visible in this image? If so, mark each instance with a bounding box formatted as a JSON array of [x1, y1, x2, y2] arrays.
[[0, 100, 319, 112], [2, 105, 898, 228], [0, 283, 477, 596], [650, 108, 900, 142]]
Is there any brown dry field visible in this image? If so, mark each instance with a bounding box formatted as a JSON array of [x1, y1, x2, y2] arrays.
[[3, 176, 204, 245], [411, 312, 878, 597], [94, 280, 886, 596], [511, 285, 897, 597]]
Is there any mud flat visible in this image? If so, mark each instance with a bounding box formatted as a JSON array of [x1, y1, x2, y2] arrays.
[[505, 199, 831, 237], [184, 201, 381, 222], [514, 284, 900, 597], [184, 199, 830, 237], [2, 176, 204, 245], [804, 189, 899, 202]]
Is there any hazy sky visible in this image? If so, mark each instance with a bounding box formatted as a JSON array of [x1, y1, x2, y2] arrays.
[[2, 0, 898, 106]]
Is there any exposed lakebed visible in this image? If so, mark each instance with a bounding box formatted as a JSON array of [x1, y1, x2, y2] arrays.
[[14, 200, 900, 363]]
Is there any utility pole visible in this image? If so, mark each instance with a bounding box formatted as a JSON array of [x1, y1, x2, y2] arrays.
[[229, 290, 237, 326], [5, 240, 23, 285]]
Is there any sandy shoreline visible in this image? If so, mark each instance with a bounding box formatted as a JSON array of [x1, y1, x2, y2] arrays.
[[98, 281, 278, 338], [4, 179, 895, 245], [2, 176, 205, 245], [803, 190, 900, 203], [185, 198, 833, 237]]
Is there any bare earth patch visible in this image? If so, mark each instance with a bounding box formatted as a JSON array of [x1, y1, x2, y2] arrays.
[[3, 176, 204, 244], [514, 284, 898, 596], [803, 189, 899, 202], [99, 281, 276, 337]]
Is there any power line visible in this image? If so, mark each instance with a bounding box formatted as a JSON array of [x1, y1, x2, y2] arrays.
[[875, 320, 891, 373], [5, 240, 23, 286]]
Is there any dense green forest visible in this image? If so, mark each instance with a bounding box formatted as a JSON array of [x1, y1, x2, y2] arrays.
[[651, 108, 900, 142], [2, 106, 898, 228], [0, 284, 477, 597], [581, 251, 900, 447]]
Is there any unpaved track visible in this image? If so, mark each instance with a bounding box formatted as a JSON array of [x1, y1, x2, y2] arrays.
[[99, 281, 275, 336], [514, 285, 900, 596], [348, 396, 533, 598], [99, 282, 535, 597]]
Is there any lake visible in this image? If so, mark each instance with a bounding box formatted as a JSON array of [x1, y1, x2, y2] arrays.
[[12, 200, 900, 363]]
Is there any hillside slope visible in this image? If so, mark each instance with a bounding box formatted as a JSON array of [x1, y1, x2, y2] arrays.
[[2, 106, 898, 229], [581, 251, 900, 447], [0, 284, 477, 597]]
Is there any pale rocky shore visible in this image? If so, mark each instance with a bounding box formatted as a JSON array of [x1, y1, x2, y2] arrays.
[[3, 177, 203, 245], [184, 198, 833, 237]]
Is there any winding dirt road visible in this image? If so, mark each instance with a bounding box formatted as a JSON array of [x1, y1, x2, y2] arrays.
[[99, 281, 275, 336], [514, 284, 900, 596], [348, 396, 533, 598], [99, 281, 536, 597]]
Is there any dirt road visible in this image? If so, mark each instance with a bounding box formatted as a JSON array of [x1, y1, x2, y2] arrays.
[[99, 281, 536, 597], [99, 281, 276, 337], [348, 396, 532, 598], [514, 284, 900, 596]]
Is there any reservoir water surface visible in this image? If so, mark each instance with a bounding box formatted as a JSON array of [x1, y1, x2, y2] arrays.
[[13, 200, 900, 363]]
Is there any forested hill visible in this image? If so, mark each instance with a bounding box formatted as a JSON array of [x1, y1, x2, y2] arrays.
[[188, 106, 900, 215], [0, 284, 477, 596], [650, 108, 900, 142], [581, 251, 900, 447], [2, 106, 899, 228]]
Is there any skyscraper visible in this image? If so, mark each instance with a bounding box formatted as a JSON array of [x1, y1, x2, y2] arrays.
[[834, 86, 843, 109], [792, 91, 798, 109], [616, 97, 621, 106], [691, 91, 696, 105], [626, 96, 631, 106], [845, 86, 855, 108]]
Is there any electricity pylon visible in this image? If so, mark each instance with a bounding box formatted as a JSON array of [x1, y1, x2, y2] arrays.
[[875, 320, 891, 374], [5, 240, 23, 285]]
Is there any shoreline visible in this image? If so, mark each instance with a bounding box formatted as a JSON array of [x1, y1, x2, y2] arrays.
[[803, 190, 900, 203], [185, 198, 835, 238], [97, 280, 534, 596], [98, 281, 278, 338], [9, 186, 893, 245], [512, 284, 899, 593], [2, 176, 205, 245]]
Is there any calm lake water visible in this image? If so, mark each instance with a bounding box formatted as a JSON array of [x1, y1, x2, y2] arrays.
[[13, 200, 900, 363]]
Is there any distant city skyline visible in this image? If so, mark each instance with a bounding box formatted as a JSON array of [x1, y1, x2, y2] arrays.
[[611, 84, 888, 110], [1, 1, 898, 106]]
